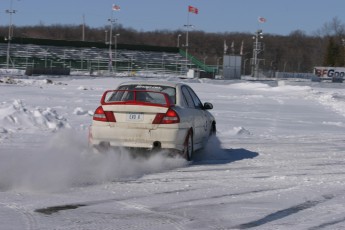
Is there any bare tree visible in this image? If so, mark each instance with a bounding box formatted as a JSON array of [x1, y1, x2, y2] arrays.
[[315, 17, 345, 37]]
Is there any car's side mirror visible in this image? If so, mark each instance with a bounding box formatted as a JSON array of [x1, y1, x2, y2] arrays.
[[203, 102, 213, 110]]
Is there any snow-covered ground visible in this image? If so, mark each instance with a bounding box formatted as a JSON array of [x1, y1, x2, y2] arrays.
[[1, 75, 345, 230]]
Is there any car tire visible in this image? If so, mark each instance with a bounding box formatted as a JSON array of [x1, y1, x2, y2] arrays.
[[92, 142, 110, 153], [182, 130, 193, 161], [210, 122, 216, 136]]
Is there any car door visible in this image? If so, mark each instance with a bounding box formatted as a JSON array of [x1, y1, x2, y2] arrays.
[[181, 86, 208, 146], [186, 86, 210, 141]]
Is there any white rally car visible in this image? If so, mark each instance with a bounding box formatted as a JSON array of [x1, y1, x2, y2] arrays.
[[89, 81, 216, 160]]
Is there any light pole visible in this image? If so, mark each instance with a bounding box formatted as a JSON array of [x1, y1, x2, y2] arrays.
[[25, 46, 29, 68], [6, 0, 16, 69], [82, 14, 85, 41], [108, 17, 116, 72], [251, 29, 263, 78], [162, 54, 165, 71], [341, 38, 345, 66], [241, 52, 250, 76], [105, 30, 108, 44], [283, 61, 288, 72], [44, 49, 49, 68], [217, 57, 222, 75], [177, 34, 181, 47], [243, 59, 249, 76], [80, 50, 84, 70], [184, 24, 193, 72], [114, 33, 120, 76], [203, 56, 208, 66], [63, 50, 66, 67], [130, 55, 134, 74]]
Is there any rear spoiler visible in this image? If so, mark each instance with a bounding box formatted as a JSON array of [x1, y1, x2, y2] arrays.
[[100, 89, 173, 107]]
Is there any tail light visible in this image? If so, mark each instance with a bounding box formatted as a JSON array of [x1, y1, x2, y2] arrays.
[[93, 106, 116, 122], [153, 108, 180, 124]]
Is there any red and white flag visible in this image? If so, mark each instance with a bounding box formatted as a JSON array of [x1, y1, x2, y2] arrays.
[[112, 4, 120, 11], [188, 5, 199, 14], [258, 17, 266, 23]]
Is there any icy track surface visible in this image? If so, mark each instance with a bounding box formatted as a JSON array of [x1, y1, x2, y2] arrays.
[[1, 76, 345, 230]]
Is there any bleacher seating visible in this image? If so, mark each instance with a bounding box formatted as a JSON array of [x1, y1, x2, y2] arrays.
[[0, 42, 193, 75]]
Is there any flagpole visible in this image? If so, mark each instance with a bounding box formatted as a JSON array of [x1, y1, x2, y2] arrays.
[[252, 17, 265, 78], [224, 40, 227, 55], [184, 6, 197, 74], [82, 14, 85, 41], [185, 10, 190, 73], [6, 0, 16, 69], [108, 5, 117, 73]]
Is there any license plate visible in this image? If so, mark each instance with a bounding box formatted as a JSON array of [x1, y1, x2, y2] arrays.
[[127, 113, 144, 121]]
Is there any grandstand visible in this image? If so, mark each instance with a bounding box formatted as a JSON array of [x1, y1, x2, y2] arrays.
[[0, 37, 217, 76]]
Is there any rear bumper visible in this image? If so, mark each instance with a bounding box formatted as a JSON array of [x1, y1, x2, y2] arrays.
[[89, 125, 188, 151]]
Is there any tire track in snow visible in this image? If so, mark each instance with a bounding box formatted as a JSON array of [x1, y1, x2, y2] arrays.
[[34, 191, 193, 230], [155, 185, 296, 212], [36, 200, 189, 230], [234, 194, 334, 229], [309, 217, 345, 230], [0, 202, 40, 230], [117, 200, 188, 230]]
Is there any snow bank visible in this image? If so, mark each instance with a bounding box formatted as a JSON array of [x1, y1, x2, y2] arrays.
[[224, 80, 312, 93], [0, 76, 66, 86], [0, 100, 70, 140], [314, 90, 345, 118], [0, 69, 25, 75]]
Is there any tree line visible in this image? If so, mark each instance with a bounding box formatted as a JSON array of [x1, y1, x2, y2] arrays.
[[0, 17, 344, 74]]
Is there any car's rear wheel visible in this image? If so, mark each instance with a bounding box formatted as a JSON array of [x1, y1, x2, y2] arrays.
[[92, 142, 110, 153], [210, 122, 216, 136], [182, 130, 193, 161]]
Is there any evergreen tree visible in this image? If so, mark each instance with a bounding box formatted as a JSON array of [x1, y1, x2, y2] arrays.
[[323, 37, 343, 66]]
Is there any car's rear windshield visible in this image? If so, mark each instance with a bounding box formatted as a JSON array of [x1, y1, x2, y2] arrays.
[[118, 84, 176, 104]]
